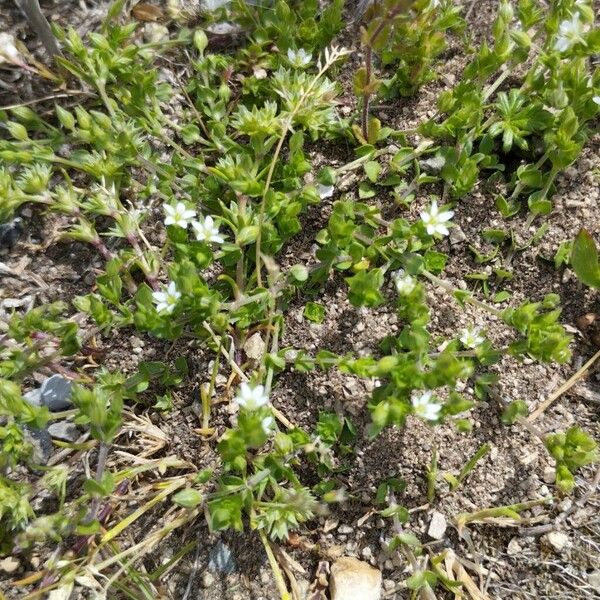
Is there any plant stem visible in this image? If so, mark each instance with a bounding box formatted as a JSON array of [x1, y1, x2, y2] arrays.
[[361, 44, 373, 140], [202, 349, 220, 431], [482, 66, 511, 102], [259, 529, 291, 600], [360, 3, 407, 140], [255, 47, 345, 287], [421, 270, 503, 318], [427, 445, 437, 503], [96, 81, 117, 119], [236, 193, 247, 299], [264, 319, 280, 396], [90, 441, 110, 519]]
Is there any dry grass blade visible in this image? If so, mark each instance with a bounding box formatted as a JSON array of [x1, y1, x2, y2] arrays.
[[446, 552, 492, 600], [528, 347, 600, 421], [120, 410, 169, 457], [99, 478, 187, 544]]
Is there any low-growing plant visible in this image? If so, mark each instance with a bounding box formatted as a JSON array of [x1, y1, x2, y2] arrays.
[[0, 0, 598, 597]]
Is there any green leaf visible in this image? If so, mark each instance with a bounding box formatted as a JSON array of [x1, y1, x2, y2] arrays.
[[493, 291, 511, 303], [346, 269, 384, 307], [172, 488, 203, 508], [236, 225, 259, 246], [501, 400, 528, 425], [364, 161, 381, 183], [289, 264, 309, 283], [358, 181, 376, 199], [554, 241, 572, 269], [423, 250, 447, 274], [571, 229, 600, 289], [304, 302, 326, 323], [316, 412, 342, 445]]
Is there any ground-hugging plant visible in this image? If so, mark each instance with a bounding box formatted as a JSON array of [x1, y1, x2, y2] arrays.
[[0, 0, 599, 597]]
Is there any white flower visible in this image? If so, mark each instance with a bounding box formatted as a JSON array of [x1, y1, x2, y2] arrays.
[[0, 33, 24, 66], [428, 0, 441, 9], [261, 415, 275, 435], [593, 96, 600, 106], [554, 12, 585, 53], [287, 48, 312, 68], [392, 270, 416, 295], [234, 382, 269, 411], [459, 327, 485, 349], [420, 200, 454, 237], [191, 215, 224, 244], [152, 281, 181, 314], [164, 202, 196, 228], [411, 390, 442, 422]]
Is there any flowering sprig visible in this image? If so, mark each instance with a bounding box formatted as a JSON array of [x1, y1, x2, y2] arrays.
[[411, 391, 441, 422], [459, 327, 485, 349], [164, 203, 196, 229], [554, 12, 586, 53], [152, 282, 181, 315], [233, 383, 269, 411], [191, 216, 225, 244], [420, 201, 454, 237], [287, 48, 312, 68], [261, 415, 275, 435], [393, 270, 417, 295]]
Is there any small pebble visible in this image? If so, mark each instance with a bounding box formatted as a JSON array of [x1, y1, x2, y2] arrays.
[[48, 421, 79, 443], [0, 557, 20, 574], [427, 511, 447, 540], [542, 466, 556, 484], [202, 572, 215, 587], [546, 531, 570, 553]]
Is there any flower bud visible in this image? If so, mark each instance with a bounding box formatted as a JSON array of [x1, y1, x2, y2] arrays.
[[194, 30, 208, 54]]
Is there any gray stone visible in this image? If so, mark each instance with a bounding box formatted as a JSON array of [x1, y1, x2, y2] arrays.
[[427, 511, 447, 540], [208, 540, 235, 574], [420, 155, 445, 175], [23, 426, 53, 464], [23, 388, 42, 407], [47, 421, 79, 443], [330, 557, 381, 600], [41, 375, 72, 411], [449, 226, 467, 245]]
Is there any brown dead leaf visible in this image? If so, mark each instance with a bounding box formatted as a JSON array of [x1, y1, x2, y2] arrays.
[[132, 3, 164, 22]]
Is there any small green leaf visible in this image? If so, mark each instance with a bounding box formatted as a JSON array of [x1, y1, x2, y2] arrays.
[[289, 264, 309, 283], [236, 225, 259, 246], [493, 290, 511, 303], [364, 160, 381, 183], [571, 229, 600, 289], [304, 302, 326, 323], [173, 488, 203, 508]]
